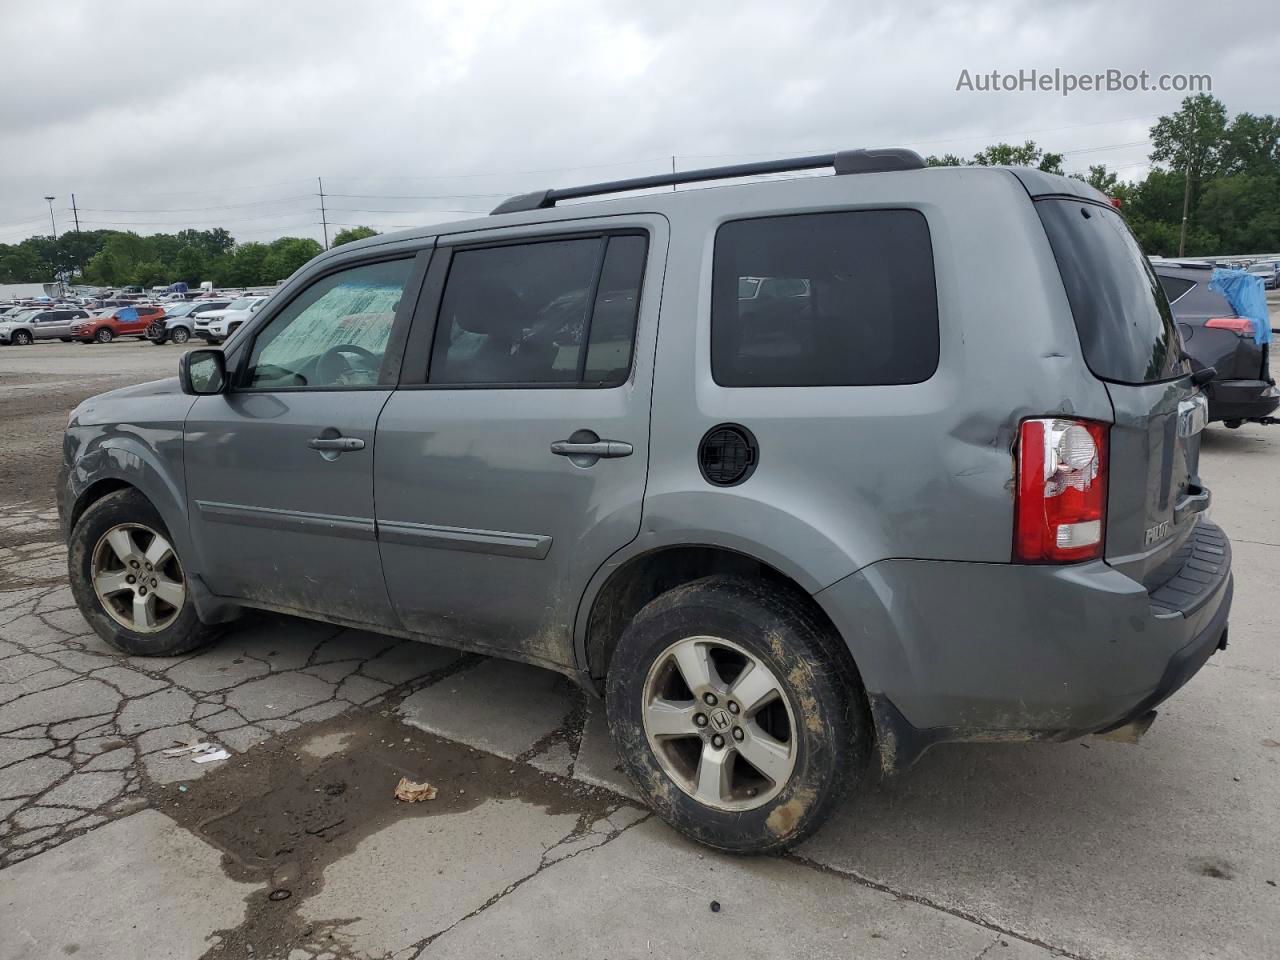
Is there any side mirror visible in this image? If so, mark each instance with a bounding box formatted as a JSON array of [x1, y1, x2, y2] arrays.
[[179, 349, 227, 395]]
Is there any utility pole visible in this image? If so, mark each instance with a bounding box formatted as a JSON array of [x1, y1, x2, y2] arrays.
[[1177, 112, 1196, 257], [43, 196, 57, 241], [43, 196, 61, 296], [71, 194, 81, 232], [318, 177, 330, 250], [671, 155, 677, 191]]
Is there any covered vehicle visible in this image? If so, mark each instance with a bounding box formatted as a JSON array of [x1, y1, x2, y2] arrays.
[[1153, 261, 1277, 426], [70, 305, 166, 343], [146, 299, 232, 344]]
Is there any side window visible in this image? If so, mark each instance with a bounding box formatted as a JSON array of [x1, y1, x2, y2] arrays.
[[245, 258, 415, 390], [1156, 275, 1196, 304], [429, 233, 647, 386], [711, 210, 939, 387]]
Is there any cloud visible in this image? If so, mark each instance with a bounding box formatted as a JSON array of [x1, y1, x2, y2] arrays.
[[1, 0, 1275, 244]]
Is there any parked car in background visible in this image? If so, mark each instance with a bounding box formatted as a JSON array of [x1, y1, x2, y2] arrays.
[[70, 305, 166, 343], [61, 153, 1232, 853], [193, 295, 269, 343], [0, 307, 92, 344], [1154, 261, 1278, 426], [1246, 261, 1279, 290], [146, 300, 232, 344]]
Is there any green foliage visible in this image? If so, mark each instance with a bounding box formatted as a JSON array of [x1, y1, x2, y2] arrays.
[[1071, 164, 1120, 194], [332, 226, 379, 246], [971, 140, 1064, 174], [0, 226, 323, 287]]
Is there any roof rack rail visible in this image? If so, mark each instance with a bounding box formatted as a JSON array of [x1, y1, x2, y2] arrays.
[[490, 147, 926, 215]]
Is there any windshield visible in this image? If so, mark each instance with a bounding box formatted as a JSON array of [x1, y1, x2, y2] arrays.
[[227, 297, 256, 310], [166, 302, 195, 317]]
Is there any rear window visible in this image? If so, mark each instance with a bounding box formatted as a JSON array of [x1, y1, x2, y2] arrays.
[[1036, 199, 1186, 384], [712, 210, 938, 387]]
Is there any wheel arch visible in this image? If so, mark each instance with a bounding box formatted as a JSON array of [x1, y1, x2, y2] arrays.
[[576, 542, 854, 691], [69, 437, 196, 570]]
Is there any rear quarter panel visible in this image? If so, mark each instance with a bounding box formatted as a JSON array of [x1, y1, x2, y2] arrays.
[[636, 167, 1114, 592]]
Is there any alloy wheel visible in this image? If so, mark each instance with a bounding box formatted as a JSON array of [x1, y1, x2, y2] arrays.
[[90, 523, 186, 633], [641, 635, 797, 811]]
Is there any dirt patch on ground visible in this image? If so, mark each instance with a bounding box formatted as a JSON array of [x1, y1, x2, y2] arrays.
[[145, 703, 627, 959]]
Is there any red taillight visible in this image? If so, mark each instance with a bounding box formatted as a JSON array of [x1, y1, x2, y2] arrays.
[[1014, 418, 1108, 563], [1205, 316, 1254, 337], [1108, 196, 1123, 208]]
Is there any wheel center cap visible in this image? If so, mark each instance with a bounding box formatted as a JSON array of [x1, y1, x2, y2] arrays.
[[709, 708, 732, 732]]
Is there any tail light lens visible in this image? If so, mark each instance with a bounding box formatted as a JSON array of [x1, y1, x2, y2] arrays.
[[1015, 418, 1108, 563], [1205, 316, 1255, 337]]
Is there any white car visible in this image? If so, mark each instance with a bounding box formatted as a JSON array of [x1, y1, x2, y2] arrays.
[[193, 296, 269, 344]]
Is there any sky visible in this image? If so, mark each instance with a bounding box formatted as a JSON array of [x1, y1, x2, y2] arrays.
[[2, 0, 1277, 247]]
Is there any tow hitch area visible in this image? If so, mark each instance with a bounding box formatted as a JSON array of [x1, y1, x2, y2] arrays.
[[1094, 710, 1158, 744]]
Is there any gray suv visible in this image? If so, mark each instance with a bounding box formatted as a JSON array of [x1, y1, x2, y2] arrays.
[[60, 149, 1233, 853]]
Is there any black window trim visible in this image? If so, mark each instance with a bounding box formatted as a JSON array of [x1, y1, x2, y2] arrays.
[[709, 207, 941, 389], [398, 227, 651, 391], [227, 247, 433, 395]]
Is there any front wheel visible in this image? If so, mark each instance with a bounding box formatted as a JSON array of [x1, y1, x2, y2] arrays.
[[12, 330, 32, 346], [68, 489, 220, 656], [94, 328, 114, 343], [170, 327, 190, 345], [606, 576, 871, 854]]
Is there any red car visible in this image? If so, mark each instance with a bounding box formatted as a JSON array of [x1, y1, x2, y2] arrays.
[[70, 305, 166, 343]]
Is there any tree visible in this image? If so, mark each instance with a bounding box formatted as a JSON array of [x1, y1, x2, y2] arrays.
[[174, 245, 207, 285], [1072, 164, 1119, 195], [264, 236, 323, 281], [924, 153, 964, 167], [1220, 112, 1280, 176], [332, 226, 379, 246], [1149, 94, 1229, 254], [972, 140, 1064, 174], [1196, 175, 1280, 252]]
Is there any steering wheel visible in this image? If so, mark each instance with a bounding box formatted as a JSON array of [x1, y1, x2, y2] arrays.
[[315, 344, 381, 385]]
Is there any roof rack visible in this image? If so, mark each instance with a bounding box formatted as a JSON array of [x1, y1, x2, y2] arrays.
[[490, 147, 926, 215]]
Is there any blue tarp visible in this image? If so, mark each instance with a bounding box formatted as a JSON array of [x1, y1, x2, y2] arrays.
[[1208, 269, 1271, 345]]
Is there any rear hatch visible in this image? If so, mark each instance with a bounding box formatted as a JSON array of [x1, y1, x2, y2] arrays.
[[1035, 196, 1203, 587]]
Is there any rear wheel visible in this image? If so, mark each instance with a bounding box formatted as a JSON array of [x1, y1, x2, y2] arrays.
[[606, 576, 871, 853], [68, 489, 220, 656], [94, 328, 114, 343], [12, 330, 32, 346]]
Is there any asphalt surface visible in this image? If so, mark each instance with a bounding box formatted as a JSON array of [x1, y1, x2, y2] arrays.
[[1, 336, 1278, 960]]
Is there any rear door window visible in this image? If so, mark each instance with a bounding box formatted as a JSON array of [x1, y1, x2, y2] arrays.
[[429, 233, 647, 386], [711, 210, 939, 387], [1036, 199, 1187, 384]]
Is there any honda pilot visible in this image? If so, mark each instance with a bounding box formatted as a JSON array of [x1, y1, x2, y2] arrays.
[[60, 149, 1232, 853]]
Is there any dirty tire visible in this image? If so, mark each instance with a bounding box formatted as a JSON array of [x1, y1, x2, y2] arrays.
[[94, 327, 114, 343], [68, 488, 220, 656], [171, 327, 190, 344], [606, 575, 870, 854], [12, 329, 32, 345]]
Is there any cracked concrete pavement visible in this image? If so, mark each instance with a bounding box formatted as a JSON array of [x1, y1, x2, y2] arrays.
[[2, 341, 1279, 960]]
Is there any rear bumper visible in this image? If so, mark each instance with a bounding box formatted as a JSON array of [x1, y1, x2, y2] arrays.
[[1205, 379, 1279, 423], [815, 520, 1233, 770]]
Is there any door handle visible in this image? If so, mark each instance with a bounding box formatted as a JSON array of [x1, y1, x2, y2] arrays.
[[550, 440, 633, 458], [308, 436, 365, 452]]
